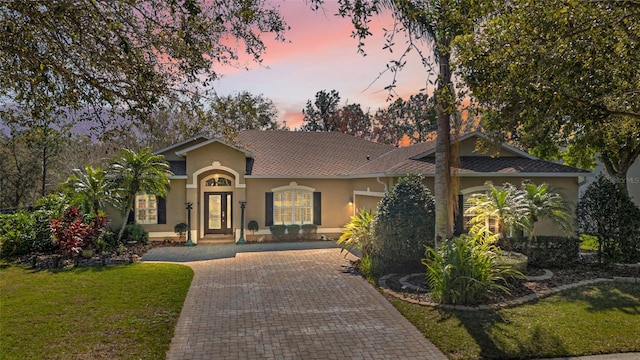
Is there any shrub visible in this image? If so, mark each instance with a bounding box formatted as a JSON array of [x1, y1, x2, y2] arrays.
[[270, 225, 286, 241], [50, 207, 106, 258], [373, 174, 435, 272], [247, 220, 259, 233], [423, 235, 520, 305], [301, 224, 317, 239], [511, 236, 580, 268], [337, 209, 374, 256], [577, 175, 640, 264], [174, 223, 188, 239], [286, 224, 300, 239], [123, 224, 149, 244], [0, 211, 36, 258]]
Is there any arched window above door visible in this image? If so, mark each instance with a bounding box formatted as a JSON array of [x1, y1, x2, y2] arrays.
[[204, 175, 233, 187]]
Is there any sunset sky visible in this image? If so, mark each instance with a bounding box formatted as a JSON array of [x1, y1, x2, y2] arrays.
[[212, 1, 433, 128]]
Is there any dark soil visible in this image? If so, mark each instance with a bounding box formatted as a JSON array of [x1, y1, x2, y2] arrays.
[[379, 261, 640, 306]]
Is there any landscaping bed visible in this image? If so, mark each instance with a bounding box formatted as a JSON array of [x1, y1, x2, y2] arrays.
[[379, 262, 640, 306]]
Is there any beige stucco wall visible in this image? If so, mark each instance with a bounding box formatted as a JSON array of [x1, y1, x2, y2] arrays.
[[144, 179, 187, 237]]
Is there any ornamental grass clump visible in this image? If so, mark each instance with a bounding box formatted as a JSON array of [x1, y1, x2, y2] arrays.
[[423, 234, 520, 305]]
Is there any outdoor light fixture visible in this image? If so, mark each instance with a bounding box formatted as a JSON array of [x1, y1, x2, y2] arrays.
[[185, 202, 194, 246], [237, 201, 247, 244], [348, 197, 353, 206]]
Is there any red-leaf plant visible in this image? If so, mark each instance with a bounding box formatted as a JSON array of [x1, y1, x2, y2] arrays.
[[50, 207, 106, 258]]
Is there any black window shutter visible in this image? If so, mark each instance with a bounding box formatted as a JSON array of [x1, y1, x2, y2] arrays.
[[265, 192, 274, 226], [454, 194, 464, 235], [313, 192, 321, 225], [127, 207, 135, 224], [157, 197, 166, 224]]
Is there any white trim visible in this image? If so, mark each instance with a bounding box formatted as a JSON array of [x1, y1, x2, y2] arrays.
[[460, 184, 494, 195], [187, 161, 246, 189], [246, 171, 586, 179], [148, 231, 179, 238], [270, 181, 316, 192], [353, 190, 385, 197], [169, 175, 187, 180], [153, 135, 209, 155]]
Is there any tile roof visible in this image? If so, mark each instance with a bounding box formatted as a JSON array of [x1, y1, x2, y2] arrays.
[[234, 130, 395, 176], [349, 141, 436, 175]]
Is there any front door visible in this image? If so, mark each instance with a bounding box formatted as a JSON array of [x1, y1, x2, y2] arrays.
[[204, 192, 232, 234]]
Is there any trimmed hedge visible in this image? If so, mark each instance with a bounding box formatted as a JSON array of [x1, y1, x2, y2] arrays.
[[270, 225, 286, 241], [511, 236, 580, 268]]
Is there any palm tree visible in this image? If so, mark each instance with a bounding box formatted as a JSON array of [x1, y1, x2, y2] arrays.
[[521, 182, 573, 253], [108, 148, 172, 241], [62, 165, 111, 217], [465, 183, 529, 248]]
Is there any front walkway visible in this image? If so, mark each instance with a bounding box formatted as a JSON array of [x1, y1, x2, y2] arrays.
[[146, 245, 447, 359]]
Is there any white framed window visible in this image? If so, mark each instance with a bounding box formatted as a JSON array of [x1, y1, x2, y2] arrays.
[[272, 183, 314, 225], [135, 194, 157, 224]]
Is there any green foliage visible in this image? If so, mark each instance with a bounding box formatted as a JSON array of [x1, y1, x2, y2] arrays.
[[301, 224, 317, 239], [423, 235, 520, 305], [61, 165, 111, 217], [337, 209, 375, 256], [286, 224, 300, 239], [512, 236, 580, 268], [455, 0, 640, 183], [2, 1, 289, 131], [577, 175, 640, 264], [247, 220, 259, 233], [174, 223, 188, 239], [124, 224, 149, 244], [270, 225, 286, 242], [108, 148, 171, 241], [373, 174, 435, 272], [465, 181, 573, 253]]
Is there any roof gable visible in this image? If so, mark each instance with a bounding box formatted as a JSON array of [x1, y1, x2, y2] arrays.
[[175, 137, 254, 158], [410, 132, 537, 160], [153, 135, 209, 159]]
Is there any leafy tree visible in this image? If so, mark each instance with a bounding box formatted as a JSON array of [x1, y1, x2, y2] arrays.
[[107, 148, 171, 241], [577, 175, 640, 264], [309, 1, 484, 244], [1, 0, 289, 132], [0, 131, 41, 208], [299, 90, 342, 132], [179, 91, 283, 141], [373, 174, 435, 272], [61, 165, 112, 218], [375, 94, 437, 145], [455, 0, 640, 190], [520, 182, 573, 239]]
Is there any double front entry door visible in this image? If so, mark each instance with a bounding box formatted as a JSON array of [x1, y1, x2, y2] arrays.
[[204, 192, 232, 234]]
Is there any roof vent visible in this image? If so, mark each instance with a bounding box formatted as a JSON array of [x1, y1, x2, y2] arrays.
[[366, 154, 370, 161]]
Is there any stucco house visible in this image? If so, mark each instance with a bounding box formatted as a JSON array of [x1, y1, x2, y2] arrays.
[[129, 130, 588, 244]]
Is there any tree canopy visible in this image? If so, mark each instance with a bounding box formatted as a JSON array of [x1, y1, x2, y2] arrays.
[[0, 0, 288, 131], [455, 0, 640, 184]]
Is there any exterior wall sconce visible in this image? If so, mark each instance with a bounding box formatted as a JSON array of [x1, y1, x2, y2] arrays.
[[348, 197, 353, 206]]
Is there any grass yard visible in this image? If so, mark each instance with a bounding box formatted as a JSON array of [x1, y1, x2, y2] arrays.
[[391, 282, 640, 359], [0, 263, 193, 360]]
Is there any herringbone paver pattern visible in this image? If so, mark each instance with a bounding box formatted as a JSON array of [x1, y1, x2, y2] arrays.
[[165, 248, 447, 359]]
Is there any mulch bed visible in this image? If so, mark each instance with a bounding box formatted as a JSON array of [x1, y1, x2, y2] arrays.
[[376, 261, 640, 306], [15, 240, 184, 269]]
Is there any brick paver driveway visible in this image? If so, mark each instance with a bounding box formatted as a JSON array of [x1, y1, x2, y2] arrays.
[[163, 247, 446, 359]]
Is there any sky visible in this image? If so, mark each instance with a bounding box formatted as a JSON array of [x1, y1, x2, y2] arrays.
[[211, 1, 432, 128]]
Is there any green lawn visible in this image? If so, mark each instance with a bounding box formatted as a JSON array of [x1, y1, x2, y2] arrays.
[[391, 282, 640, 359], [0, 263, 193, 360]]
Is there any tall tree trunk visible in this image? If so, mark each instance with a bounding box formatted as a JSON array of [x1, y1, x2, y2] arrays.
[[434, 54, 454, 247]]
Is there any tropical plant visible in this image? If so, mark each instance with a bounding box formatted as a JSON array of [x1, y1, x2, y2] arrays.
[[520, 182, 573, 253], [577, 175, 640, 264], [123, 224, 149, 244], [373, 174, 436, 272], [50, 206, 106, 258], [61, 165, 112, 217], [337, 209, 375, 257], [107, 148, 171, 242], [466, 183, 528, 247], [423, 234, 520, 305]]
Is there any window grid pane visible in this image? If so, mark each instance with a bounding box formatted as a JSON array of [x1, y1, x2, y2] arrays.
[[273, 189, 313, 225]]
